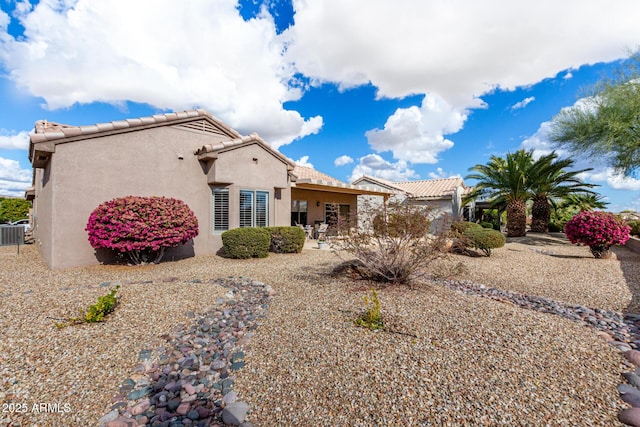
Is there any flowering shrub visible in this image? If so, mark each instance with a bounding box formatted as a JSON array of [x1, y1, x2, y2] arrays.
[[564, 211, 630, 258], [86, 196, 198, 264]]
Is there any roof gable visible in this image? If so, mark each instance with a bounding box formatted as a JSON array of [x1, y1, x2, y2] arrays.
[[352, 175, 407, 192], [29, 109, 242, 166], [194, 133, 295, 170]]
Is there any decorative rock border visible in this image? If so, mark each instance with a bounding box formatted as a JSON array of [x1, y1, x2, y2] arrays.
[[436, 278, 640, 426], [97, 277, 274, 427]]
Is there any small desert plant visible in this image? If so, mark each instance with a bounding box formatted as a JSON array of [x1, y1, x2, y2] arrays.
[[86, 196, 198, 265], [464, 228, 506, 256], [564, 211, 631, 258], [266, 226, 306, 253], [221, 227, 271, 258], [55, 285, 120, 328], [354, 289, 383, 331], [331, 200, 447, 285], [85, 286, 120, 322]]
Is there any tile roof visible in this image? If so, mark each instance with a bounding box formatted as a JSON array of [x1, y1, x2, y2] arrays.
[[293, 165, 348, 185], [394, 177, 467, 199], [351, 175, 408, 192], [31, 109, 240, 144], [353, 175, 471, 199], [292, 166, 397, 195], [194, 133, 295, 169]]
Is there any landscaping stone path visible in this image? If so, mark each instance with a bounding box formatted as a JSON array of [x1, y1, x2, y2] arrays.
[[92, 274, 640, 426], [98, 277, 274, 427]]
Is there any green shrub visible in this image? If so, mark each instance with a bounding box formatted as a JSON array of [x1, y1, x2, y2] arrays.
[[464, 228, 506, 256], [266, 226, 306, 253], [548, 222, 563, 232], [628, 220, 640, 237], [479, 221, 494, 229], [221, 227, 271, 259], [450, 221, 482, 236]]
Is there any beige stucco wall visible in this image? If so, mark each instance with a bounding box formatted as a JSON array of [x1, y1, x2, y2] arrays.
[[35, 126, 291, 268]]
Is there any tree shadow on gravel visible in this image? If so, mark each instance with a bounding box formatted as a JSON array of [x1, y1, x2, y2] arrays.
[[506, 233, 573, 246], [616, 246, 640, 315]]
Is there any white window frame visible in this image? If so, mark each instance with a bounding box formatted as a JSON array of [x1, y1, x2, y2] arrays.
[[240, 189, 269, 228], [211, 187, 229, 234]]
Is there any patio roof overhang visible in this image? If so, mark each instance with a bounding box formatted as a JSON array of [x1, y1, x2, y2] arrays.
[[292, 180, 399, 197]]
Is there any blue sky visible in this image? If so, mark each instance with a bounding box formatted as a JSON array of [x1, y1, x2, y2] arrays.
[[1, 0, 640, 212]]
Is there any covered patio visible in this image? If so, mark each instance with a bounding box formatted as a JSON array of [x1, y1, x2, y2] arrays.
[[290, 166, 396, 237]]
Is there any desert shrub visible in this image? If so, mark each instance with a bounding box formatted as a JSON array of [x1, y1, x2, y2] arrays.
[[332, 200, 447, 285], [221, 227, 271, 259], [354, 289, 383, 331], [373, 209, 431, 238], [479, 221, 494, 229], [628, 220, 640, 237], [450, 221, 482, 236], [464, 228, 506, 256], [564, 211, 631, 258], [86, 196, 198, 265], [266, 226, 305, 253]]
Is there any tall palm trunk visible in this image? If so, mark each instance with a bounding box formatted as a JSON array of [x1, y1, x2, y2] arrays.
[[506, 199, 527, 237], [530, 196, 551, 232]]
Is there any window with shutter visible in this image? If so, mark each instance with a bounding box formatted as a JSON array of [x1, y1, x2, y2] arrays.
[[211, 188, 229, 233]]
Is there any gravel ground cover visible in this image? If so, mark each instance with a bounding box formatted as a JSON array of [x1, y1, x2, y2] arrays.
[[0, 234, 637, 426]]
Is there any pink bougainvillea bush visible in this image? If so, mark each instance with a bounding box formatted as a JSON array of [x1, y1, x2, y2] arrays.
[[86, 196, 199, 264], [564, 211, 631, 258]]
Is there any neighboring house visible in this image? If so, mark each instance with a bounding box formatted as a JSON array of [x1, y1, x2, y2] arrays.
[[352, 175, 474, 233], [27, 109, 392, 268]]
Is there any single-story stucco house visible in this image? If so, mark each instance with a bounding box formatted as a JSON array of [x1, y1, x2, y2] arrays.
[[26, 109, 392, 268], [352, 175, 474, 233]]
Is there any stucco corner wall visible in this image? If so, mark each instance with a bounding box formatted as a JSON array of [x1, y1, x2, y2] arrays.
[[625, 236, 640, 254]]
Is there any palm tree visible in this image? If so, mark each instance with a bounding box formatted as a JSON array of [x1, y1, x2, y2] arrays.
[[466, 150, 533, 237], [562, 193, 608, 212], [528, 152, 597, 232]]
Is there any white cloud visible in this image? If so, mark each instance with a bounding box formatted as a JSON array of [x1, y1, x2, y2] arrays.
[[285, 0, 640, 108], [0, 130, 30, 150], [563, 71, 573, 80], [0, 0, 322, 149], [334, 155, 353, 167], [0, 157, 32, 197], [294, 155, 314, 168], [428, 167, 460, 180], [511, 96, 535, 110], [348, 154, 419, 182], [365, 94, 465, 164], [582, 169, 640, 191]]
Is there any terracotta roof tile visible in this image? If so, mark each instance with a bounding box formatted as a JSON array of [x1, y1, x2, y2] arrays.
[[293, 165, 347, 185], [194, 133, 295, 169], [31, 109, 238, 144], [394, 177, 466, 199]]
